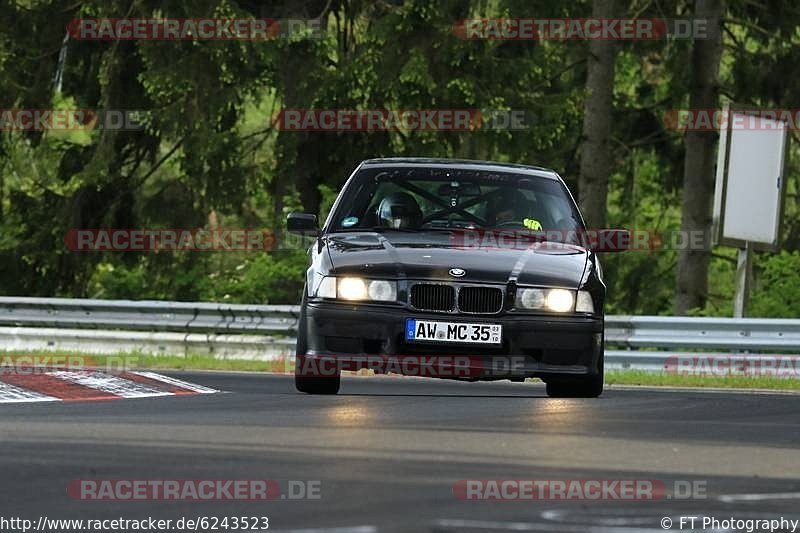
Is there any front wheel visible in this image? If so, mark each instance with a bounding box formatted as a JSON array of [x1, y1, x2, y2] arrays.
[[295, 371, 341, 395], [294, 294, 340, 394], [545, 352, 604, 398]]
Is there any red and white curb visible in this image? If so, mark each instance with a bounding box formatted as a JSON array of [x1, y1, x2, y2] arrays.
[[0, 369, 219, 403]]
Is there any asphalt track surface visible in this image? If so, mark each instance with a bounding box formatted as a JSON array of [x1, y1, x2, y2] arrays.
[[1, 372, 800, 533]]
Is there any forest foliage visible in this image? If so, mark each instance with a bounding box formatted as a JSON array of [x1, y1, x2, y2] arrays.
[[1, 0, 799, 317]]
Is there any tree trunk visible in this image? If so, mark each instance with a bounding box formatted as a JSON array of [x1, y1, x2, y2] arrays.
[[577, 0, 618, 229], [674, 0, 724, 315]]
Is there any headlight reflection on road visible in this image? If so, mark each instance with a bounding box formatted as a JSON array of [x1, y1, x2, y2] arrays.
[[528, 396, 588, 428], [324, 404, 375, 425]]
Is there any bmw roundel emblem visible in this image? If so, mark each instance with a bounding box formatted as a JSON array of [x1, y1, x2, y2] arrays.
[[449, 268, 466, 277]]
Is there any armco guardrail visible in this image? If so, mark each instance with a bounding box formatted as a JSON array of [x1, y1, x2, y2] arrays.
[[1, 297, 799, 369], [0, 297, 299, 334], [0, 297, 300, 358], [605, 315, 800, 351]]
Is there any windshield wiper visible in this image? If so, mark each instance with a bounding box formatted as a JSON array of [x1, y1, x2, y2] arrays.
[[336, 226, 464, 234], [336, 226, 421, 233]]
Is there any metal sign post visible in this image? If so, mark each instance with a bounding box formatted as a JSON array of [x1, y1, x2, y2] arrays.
[[732, 241, 752, 318]]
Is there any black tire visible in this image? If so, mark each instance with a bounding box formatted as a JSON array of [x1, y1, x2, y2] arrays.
[[294, 290, 341, 395], [545, 351, 604, 398], [295, 371, 341, 395]]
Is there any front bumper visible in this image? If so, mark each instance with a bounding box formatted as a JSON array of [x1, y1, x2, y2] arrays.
[[301, 301, 603, 381]]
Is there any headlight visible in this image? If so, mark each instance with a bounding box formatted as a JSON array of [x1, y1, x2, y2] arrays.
[[313, 276, 397, 302], [518, 288, 545, 309], [367, 280, 396, 301], [545, 289, 574, 313], [338, 277, 368, 300], [516, 288, 575, 312]]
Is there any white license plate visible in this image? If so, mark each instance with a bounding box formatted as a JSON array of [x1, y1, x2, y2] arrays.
[[405, 319, 502, 345]]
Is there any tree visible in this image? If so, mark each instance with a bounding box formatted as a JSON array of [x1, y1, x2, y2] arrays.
[[675, 0, 724, 314], [577, 0, 618, 229]]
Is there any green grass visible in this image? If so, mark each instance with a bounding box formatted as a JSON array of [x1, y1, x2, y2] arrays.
[[3, 351, 799, 391], [0, 351, 291, 373], [605, 369, 800, 391]]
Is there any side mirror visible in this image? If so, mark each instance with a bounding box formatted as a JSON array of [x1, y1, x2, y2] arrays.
[[588, 229, 630, 252], [287, 212, 319, 236]]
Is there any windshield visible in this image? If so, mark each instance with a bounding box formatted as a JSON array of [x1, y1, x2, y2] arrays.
[[328, 166, 584, 236]]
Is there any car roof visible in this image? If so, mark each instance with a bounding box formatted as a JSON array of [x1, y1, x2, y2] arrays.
[[360, 158, 560, 181]]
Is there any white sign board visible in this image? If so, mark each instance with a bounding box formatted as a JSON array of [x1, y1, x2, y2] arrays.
[[713, 105, 789, 250]]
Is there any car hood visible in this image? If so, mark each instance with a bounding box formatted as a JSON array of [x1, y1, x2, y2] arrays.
[[324, 231, 589, 288]]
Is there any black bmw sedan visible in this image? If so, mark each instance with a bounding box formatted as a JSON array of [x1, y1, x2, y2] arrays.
[[287, 158, 628, 397]]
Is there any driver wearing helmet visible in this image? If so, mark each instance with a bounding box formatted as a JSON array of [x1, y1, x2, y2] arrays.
[[376, 192, 423, 229], [487, 189, 543, 230]]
